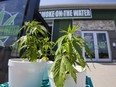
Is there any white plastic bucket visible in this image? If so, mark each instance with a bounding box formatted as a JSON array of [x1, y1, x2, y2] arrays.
[[64, 68, 86, 87], [49, 66, 86, 87], [8, 59, 46, 87], [43, 61, 53, 80]]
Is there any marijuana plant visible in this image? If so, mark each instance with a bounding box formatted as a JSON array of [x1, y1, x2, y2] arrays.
[[50, 25, 91, 87], [13, 21, 54, 62]]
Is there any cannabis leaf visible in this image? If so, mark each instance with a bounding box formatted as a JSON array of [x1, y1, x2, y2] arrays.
[[13, 21, 54, 62], [50, 25, 92, 87]]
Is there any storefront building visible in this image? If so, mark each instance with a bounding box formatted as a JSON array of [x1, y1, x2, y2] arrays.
[[39, 2, 116, 62]]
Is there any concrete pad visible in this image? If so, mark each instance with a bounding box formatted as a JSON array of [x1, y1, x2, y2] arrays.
[[87, 63, 116, 87]]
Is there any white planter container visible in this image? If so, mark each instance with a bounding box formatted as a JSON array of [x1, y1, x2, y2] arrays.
[[49, 66, 86, 87], [8, 58, 46, 87], [43, 61, 53, 80]]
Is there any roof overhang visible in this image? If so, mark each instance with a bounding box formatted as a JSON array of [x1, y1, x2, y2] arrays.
[[40, 3, 116, 10]]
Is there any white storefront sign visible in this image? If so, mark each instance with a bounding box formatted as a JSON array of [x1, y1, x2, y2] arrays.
[[39, 9, 92, 19]]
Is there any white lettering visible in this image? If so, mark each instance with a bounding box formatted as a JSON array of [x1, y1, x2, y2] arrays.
[[78, 10, 83, 16], [46, 11, 49, 17], [63, 10, 72, 17], [55, 11, 59, 17], [55, 10, 63, 17], [40, 9, 92, 19], [58, 10, 63, 17], [73, 10, 79, 16], [86, 10, 91, 16], [49, 11, 55, 17]]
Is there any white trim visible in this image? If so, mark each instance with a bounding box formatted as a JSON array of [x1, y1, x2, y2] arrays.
[[46, 20, 54, 41], [40, 3, 116, 9], [51, 20, 54, 41]]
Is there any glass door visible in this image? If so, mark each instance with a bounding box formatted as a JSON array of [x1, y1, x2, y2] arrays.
[[82, 31, 97, 61], [82, 31, 111, 62]]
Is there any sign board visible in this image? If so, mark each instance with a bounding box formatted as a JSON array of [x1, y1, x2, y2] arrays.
[[0, 0, 28, 47], [39, 9, 92, 19]]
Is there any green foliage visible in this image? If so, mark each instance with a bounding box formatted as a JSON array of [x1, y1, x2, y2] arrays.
[[50, 25, 92, 87], [38, 37, 55, 61], [12, 21, 54, 62]]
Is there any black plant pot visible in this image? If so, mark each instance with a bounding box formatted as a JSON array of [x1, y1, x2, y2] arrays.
[[0, 46, 11, 83]]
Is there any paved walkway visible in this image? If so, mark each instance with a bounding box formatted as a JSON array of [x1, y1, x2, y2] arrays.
[[87, 63, 116, 87]]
